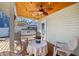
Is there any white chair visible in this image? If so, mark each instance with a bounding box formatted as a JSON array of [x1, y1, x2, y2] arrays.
[[55, 38, 78, 56], [53, 45, 58, 56]]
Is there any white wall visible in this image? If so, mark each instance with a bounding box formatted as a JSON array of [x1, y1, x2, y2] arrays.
[[41, 3, 79, 55], [41, 3, 79, 44]]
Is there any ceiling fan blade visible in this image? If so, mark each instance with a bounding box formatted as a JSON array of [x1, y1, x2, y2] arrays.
[[43, 11, 48, 15]]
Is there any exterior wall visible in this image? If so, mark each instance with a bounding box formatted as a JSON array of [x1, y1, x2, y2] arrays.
[[41, 3, 79, 55]]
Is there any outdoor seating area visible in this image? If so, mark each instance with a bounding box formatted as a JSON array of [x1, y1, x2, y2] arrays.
[[0, 2, 79, 56]]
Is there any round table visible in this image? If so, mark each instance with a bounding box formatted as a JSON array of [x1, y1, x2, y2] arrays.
[[27, 40, 48, 56]]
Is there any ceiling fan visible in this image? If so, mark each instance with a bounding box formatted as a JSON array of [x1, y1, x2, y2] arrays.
[[22, 2, 53, 16], [37, 5, 48, 15]]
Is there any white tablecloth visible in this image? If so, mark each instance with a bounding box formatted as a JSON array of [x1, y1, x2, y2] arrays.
[[27, 40, 48, 56]]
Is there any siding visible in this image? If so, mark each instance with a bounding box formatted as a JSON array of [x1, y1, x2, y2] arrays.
[[41, 3, 79, 55]]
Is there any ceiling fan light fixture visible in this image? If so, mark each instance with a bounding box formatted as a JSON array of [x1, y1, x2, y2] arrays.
[[31, 13, 37, 16], [38, 12, 43, 15]]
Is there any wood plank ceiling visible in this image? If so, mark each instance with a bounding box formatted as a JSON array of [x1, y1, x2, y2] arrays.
[[15, 2, 76, 20]]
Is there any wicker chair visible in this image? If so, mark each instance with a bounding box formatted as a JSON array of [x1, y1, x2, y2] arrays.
[[14, 31, 29, 56]]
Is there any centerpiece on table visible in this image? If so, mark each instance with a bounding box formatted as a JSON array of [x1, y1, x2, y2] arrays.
[[35, 32, 41, 43]]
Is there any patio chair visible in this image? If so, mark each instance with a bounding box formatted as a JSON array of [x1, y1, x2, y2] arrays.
[[54, 38, 78, 56]]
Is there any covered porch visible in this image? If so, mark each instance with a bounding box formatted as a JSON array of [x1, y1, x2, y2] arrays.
[[0, 2, 79, 56]]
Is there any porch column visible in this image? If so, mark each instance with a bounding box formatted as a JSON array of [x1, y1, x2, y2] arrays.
[[37, 21, 41, 32], [9, 2, 15, 55]]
